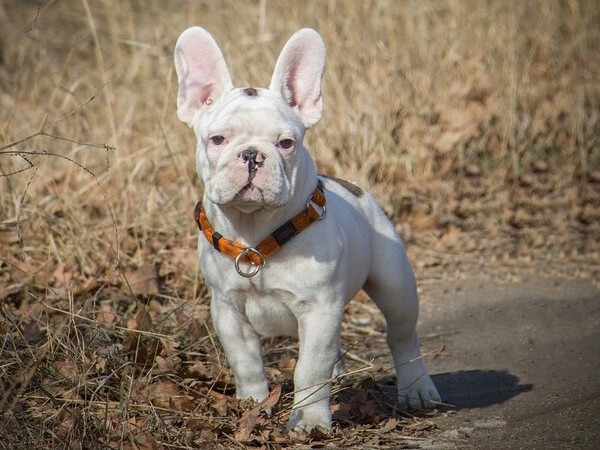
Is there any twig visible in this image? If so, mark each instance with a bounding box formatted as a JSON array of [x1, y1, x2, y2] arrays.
[[0, 86, 112, 154], [41, 301, 177, 342], [274, 362, 374, 418]]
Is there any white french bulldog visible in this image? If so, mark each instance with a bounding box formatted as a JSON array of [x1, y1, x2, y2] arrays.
[[174, 27, 440, 432]]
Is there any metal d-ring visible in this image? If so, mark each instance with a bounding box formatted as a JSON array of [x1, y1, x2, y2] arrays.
[[234, 247, 265, 278], [307, 198, 327, 219]]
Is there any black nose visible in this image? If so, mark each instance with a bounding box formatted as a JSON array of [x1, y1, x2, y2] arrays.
[[242, 148, 258, 162]]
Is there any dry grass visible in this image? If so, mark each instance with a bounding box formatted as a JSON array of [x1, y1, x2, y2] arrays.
[[1, 0, 599, 448]]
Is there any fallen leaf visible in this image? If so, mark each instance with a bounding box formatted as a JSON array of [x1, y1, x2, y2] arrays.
[[532, 160, 549, 173], [234, 426, 253, 443], [52, 263, 73, 285], [123, 311, 161, 365], [147, 380, 180, 409], [187, 360, 210, 379], [0, 229, 20, 245], [309, 425, 329, 440], [95, 356, 107, 373], [135, 308, 153, 331], [271, 429, 288, 444], [172, 247, 198, 270], [410, 208, 438, 230], [212, 396, 228, 417], [145, 300, 160, 316], [70, 277, 100, 296], [509, 208, 533, 228], [123, 335, 161, 365], [261, 384, 282, 412], [155, 355, 170, 374], [519, 174, 535, 187], [465, 164, 481, 177], [56, 415, 76, 439], [381, 417, 399, 433], [171, 394, 195, 412], [189, 318, 210, 338], [159, 337, 179, 356], [124, 433, 162, 450], [185, 417, 213, 430], [287, 430, 309, 443], [23, 322, 46, 345], [531, 233, 545, 248], [124, 264, 159, 296], [96, 302, 116, 324], [278, 353, 296, 376], [256, 429, 271, 444], [52, 359, 77, 381]]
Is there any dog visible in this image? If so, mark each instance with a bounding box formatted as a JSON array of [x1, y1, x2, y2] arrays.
[[174, 27, 440, 433]]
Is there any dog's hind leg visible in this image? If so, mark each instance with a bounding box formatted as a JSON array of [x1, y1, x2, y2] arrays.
[[363, 234, 440, 410]]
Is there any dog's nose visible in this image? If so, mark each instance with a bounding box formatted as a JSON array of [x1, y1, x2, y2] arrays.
[[241, 148, 258, 162]]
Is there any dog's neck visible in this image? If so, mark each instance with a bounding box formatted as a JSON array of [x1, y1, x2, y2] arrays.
[[202, 149, 318, 246]]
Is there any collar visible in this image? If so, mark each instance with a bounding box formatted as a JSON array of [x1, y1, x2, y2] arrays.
[[194, 179, 326, 277]]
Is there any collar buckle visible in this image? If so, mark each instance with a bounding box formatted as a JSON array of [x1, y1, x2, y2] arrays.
[[307, 198, 327, 220], [234, 247, 266, 278]]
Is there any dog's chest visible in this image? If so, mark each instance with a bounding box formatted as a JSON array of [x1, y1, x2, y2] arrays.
[[232, 287, 299, 338]]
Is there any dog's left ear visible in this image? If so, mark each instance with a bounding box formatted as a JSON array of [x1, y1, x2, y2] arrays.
[[174, 27, 233, 126], [270, 29, 326, 128]]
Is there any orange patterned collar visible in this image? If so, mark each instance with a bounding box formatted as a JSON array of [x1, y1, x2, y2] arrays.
[[194, 179, 326, 277]]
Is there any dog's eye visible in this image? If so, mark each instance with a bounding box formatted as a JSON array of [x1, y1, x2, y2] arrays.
[[209, 135, 225, 145], [277, 139, 294, 149]]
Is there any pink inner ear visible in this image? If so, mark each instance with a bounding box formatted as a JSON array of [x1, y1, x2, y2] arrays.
[[176, 45, 221, 113], [178, 80, 215, 108], [270, 29, 325, 128], [285, 51, 321, 113], [285, 54, 300, 107], [174, 27, 233, 123]]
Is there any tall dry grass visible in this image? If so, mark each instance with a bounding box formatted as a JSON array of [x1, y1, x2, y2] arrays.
[[1, 1, 599, 257], [0, 0, 599, 447]]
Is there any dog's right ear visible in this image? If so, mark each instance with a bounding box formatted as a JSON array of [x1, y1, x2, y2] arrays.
[[174, 27, 233, 126], [270, 29, 326, 128]]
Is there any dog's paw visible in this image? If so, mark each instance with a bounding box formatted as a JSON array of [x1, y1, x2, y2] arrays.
[[286, 406, 332, 433], [236, 383, 269, 403], [397, 372, 441, 410]]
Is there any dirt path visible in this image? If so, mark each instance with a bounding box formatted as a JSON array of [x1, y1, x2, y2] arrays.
[[413, 277, 600, 449]]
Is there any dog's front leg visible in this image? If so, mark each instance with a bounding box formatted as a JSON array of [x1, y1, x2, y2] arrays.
[[210, 293, 269, 401], [287, 307, 342, 433]]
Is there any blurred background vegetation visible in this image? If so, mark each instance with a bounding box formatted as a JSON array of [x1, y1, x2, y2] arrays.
[[0, 0, 599, 447]]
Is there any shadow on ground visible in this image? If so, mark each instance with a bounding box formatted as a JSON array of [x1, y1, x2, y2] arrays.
[[432, 369, 533, 409], [331, 368, 532, 430]]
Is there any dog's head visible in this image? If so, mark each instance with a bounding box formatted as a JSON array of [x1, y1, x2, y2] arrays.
[[174, 27, 325, 212]]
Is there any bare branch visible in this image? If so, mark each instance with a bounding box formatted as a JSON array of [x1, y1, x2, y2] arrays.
[[0, 85, 115, 155]]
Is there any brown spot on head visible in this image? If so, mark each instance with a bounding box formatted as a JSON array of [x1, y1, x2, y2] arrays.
[[243, 87, 258, 97]]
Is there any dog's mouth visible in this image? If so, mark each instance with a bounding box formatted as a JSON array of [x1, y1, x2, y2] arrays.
[[230, 184, 269, 213], [231, 175, 290, 212], [237, 182, 263, 198], [233, 158, 265, 198], [233, 180, 268, 206]]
